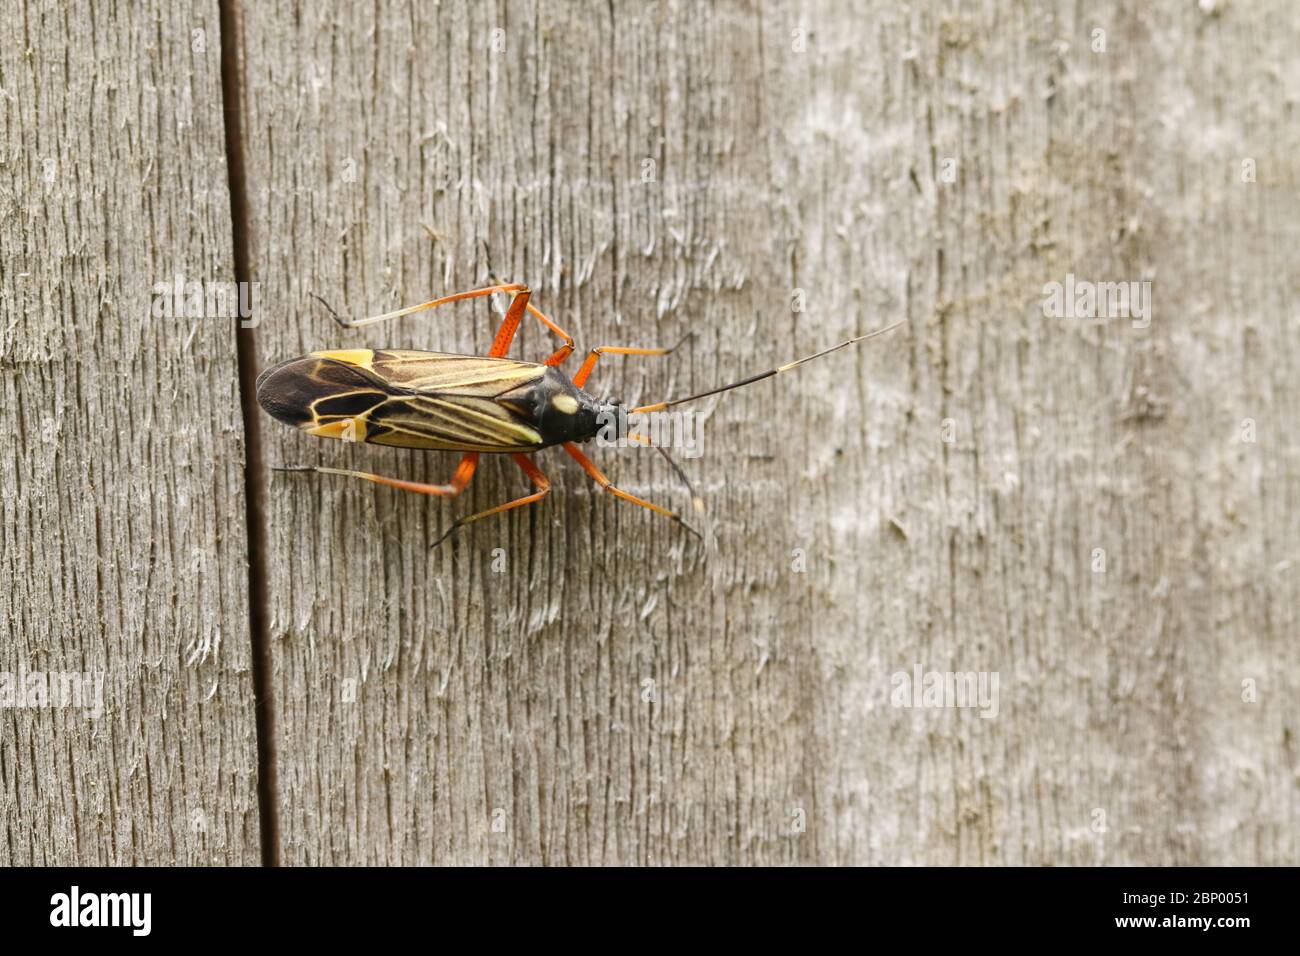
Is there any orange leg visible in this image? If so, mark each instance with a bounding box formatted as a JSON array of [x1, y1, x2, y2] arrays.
[[485, 288, 574, 363], [530, 302, 575, 366], [273, 452, 480, 496], [431, 454, 552, 548], [318, 283, 575, 364], [488, 288, 531, 356], [562, 442, 700, 538], [571, 333, 691, 388]]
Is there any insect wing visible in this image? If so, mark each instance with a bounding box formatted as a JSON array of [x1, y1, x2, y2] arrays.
[[257, 349, 551, 452], [363, 350, 549, 451]]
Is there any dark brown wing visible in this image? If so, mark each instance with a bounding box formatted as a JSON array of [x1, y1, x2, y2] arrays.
[[257, 349, 549, 452]]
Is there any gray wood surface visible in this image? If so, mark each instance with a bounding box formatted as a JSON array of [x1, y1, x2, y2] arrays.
[[0, 0, 261, 863], [3, 0, 1297, 865]]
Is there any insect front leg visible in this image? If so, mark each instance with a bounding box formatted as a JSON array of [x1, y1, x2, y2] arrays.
[[562, 442, 700, 539], [571, 333, 691, 387]]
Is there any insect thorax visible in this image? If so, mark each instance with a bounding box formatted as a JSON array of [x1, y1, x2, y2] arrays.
[[500, 367, 606, 447]]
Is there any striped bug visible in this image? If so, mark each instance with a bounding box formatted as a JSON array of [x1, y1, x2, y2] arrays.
[[257, 283, 902, 546]]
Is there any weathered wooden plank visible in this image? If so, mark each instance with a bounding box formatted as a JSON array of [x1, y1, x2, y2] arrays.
[[0, 0, 261, 864], [238, 0, 1298, 865]]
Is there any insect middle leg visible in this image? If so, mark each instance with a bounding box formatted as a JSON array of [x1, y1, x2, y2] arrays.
[[432, 454, 551, 547], [487, 289, 574, 365], [326, 283, 575, 365], [274, 451, 479, 496], [562, 442, 699, 538]]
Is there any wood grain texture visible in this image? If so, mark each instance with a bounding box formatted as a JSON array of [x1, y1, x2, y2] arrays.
[[0, 0, 261, 864], [4, 0, 1293, 867], [235, 0, 1298, 865]]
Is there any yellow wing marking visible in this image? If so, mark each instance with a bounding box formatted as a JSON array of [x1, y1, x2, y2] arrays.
[[423, 397, 543, 446], [312, 349, 375, 368], [369, 351, 545, 397], [306, 418, 369, 441], [370, 395, 543, 451]]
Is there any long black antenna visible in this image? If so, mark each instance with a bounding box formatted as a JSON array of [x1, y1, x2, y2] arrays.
[[631, 320, 906, 414], [653, 444, 705, 516]]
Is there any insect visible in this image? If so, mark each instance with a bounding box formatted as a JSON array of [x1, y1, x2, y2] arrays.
[[257, 282, 903, 546]]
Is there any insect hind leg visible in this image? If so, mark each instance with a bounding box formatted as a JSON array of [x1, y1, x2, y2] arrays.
[[312, 283, 575, 364], [273, 452, 479, 497]]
